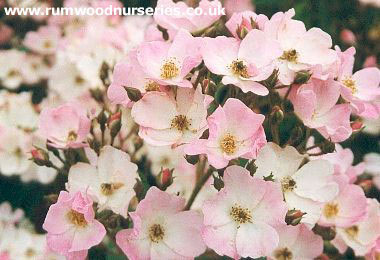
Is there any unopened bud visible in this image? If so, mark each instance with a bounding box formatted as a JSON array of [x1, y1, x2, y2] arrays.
[[246, 160, 257, 176], [358, 179, 373, 193], [351, 120, 363, 131], [313, 224, 336, 241], [97, 109, 108, 132], [44, 194, 58, 205], [133, 179, 145, 202], [285, 209, 306, 226], [31, 148, 50, 167], [159, 168, 174, 189], [271, 106, 284, 124], [236, 25, 249, 40], [315, 253, 330, 260], [294, 70, 312, 84], [213, 174, 224, 191], [108, 111, 122, 139], [202, 78, 209, 93], [124, 87, 142, 102], [185, 154, 199, 165], [321, 141, 335, 154]]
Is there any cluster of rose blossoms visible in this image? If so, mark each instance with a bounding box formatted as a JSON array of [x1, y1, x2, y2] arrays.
[[1, 0, 380, 259]]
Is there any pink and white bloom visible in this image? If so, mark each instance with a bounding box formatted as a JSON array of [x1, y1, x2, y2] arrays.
[[24, 26, 61, 55], [319, 175, 368, 228], [202, 165, 287, 259], [225, 11, 268, 39], [0, 50, 25, 89], [269, 224, 323, 260], [185, 98, 266, 169], [154, 0, 223, 36], [336, 47, 380, 119], [333, 199, 380, 256], [43, 191, 106, 258], [38, 103, 91, 149], [137, 29, 202, 88], [67, 146, 139, 217], [116, 187, 206, 259], [264, 9, 337, 85], [107, 49, 164, 107], [290, 79, 352, 142], [255, 143, 339, 227], [201, 30, 282, 95], [131, 87, 210, 146]]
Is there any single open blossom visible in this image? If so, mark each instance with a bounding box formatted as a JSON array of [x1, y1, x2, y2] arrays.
[[319, 175, 368, 228], [132, 87, 210, 146], [67, 146, 138, 217], [290, 78, 352, 142], [0, 126, 32, 176], [264, 9, 337, 85], [116, 187, 206, 259], [24, 26, 61, 55], [38, 103, 91, 149], [255, 143, 339, 227], [336, 47, 380, 119], [201, 29, 282, 95], [107, 49, 163, 107], [332, 199, 380, 256], [43, 191, 106, 258], [226, 11, 268, 39], [269, 224, 323, 259], [137, 29, 202, 88], [154, 0, 223, 36], [202, 165, 287, 259], [185, 98, 266, 169], [0, 50, 25, 89]]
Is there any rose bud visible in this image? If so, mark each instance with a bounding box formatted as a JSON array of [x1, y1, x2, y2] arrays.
[[108, 111, 122, 139], [159, 168, 174, 190], [30, 148, 50, 167], [340, 29, 356, 45]]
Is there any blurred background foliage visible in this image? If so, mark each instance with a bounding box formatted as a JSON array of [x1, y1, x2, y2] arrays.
[[0, 0, 379, 252]]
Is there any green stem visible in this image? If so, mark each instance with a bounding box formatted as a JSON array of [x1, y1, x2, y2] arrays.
[[184, 167, 212, 210]]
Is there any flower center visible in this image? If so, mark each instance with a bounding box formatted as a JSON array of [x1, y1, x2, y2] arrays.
[[171, 115, 190, 132], [145, 81, 160, 92], [323, 203, 339, 219], [43, 40, 52, 49], [281, 176, 297, 192], [345, 225, 359, 239], [220, 133, 237, 155], [149, 224, 165, 243], [230, 204, 252, 225], [280, 49, 298, 63], [274, 247, 293, 260], [67, 131, 78, 142], [75, 75, 85, 85], [160, 58, 180, 80], [342, 77, 357, 94], [67, 209, 87, 227], [7, 69, 20, 78], [229, 60, 250, 78], [100, 183, 124, 196], [25, 248, 36, 257]]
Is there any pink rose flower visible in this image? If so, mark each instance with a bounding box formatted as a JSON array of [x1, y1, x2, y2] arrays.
[[185, 98, 266, 169], [202, 165, 287, 259], [332, 199, 380, 256], [116, 187, 206, 259], [319, 174, 368, 228], [201, 29, 282, 95], [340, 29, 356, 45], [137, 29, 202, 88], [38, 103, 91, 149], [290, 79, 352, 142], [24, 26, 61, 55], [269, 224, 323, 259], [43, 191, 106, 258], [264, 9, 337, 85], [131, 87, 210, 146], [336, 47, 380, 119]]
